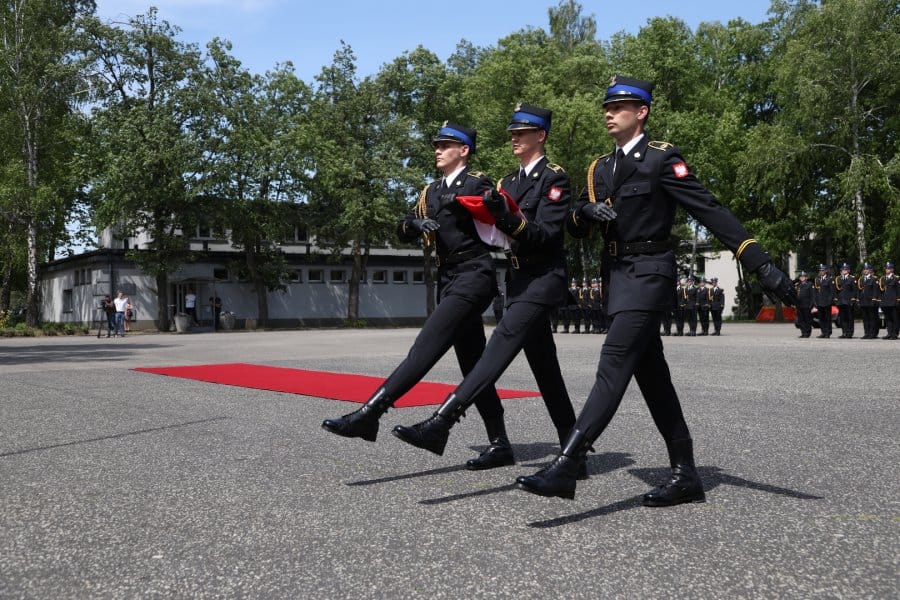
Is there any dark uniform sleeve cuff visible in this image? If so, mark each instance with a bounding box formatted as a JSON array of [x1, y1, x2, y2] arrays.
[[736, 240, 770, 273], [496, 214, 525, 236]]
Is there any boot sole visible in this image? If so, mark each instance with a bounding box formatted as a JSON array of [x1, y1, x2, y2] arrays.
[[466, 456, 515, 471], [514, 482, 575, 500], [391, 427, 445, 456], [321, 422, 377, 442]]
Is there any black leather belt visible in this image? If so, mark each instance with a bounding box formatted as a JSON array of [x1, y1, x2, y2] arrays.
[[504, 252, 548, 270], [607, 239, 674, 257], [435, 248, 489, 267]]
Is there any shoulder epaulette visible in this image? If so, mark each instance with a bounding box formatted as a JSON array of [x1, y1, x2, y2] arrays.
[[648, 141, 674, 151], [546, 162, 565, 173], [467, 171, 485, 178], [597, 152, 612, 160]]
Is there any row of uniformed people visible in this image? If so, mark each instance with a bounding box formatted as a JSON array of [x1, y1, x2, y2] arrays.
[[556, 278, 608, 334], [795, 262, 899, 339], [663, 276, 727, 336]]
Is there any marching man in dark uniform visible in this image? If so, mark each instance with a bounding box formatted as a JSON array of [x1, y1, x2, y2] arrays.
[[322, 122, 512, 470], [813, 264, 835, 338], [834, 262, 857, 338], [515, 75, 796, 506], [709, 276, 725, 335], [879, 261, 898, 340], [795, 271, 814, 338], [392, 104, 580, 472], [857, 263, 880, 339]]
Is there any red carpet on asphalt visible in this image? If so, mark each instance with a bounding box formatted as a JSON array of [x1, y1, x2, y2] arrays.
[[132, 363, 541, 407]]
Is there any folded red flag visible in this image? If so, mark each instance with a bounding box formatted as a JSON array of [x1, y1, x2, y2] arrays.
[[455, 191, 520, 225]]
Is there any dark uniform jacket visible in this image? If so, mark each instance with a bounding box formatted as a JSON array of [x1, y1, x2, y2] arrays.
[[795, 280, 814, 308], [567, 136, 770, 315], [879, 273, 899, 305], [698, 286, 713, 309], [497, 156, 570, 306], [579, 286, 591, 311], [590, 286, 602, 310], [835, 274, 857, 305], [857, 274, 879, 307], [710, 286, 725, 311], [398, 167, 495, 299], [680, 284, 698, 310], [813, 274, 836, 307]]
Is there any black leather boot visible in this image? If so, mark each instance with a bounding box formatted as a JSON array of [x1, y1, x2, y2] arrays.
[[466, 417, 515, 470], [392, 394, 467, 456], [515, 429, 592, 500], [321, 388, 392, 442], [642, 438, 706, 507], [557, 427, 588, 480]]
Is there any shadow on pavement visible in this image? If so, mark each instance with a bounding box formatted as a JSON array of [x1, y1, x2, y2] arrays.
[[526, 465, 823, 529], [0, 416, 227, 458], [417, 449, 635, 506], [0, 343, 174, 366]]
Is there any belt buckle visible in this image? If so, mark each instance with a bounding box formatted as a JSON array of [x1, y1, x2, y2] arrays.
[[609, 241, 618, 257], [510, 255, 520, 270]]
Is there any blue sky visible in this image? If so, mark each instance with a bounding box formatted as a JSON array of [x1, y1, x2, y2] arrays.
[[94, 0, 775, 81]]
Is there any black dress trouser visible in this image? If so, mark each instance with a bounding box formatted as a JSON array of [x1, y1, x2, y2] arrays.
[[448, 300, 576, 437], [573, 310, 691, 445], [382, 283, 504, 421]]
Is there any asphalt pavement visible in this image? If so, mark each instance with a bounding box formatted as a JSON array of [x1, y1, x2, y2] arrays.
[[1, 324, 897, 598]]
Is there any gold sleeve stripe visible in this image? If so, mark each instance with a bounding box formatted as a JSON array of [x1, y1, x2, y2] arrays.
[[415, 184, 429, 219], [735, 239, 757, 260], [586, 158, 600, 204], [511, 220, 527, 237]]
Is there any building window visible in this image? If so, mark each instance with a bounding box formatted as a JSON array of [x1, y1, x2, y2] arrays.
[[62, 289, 73, 313], [213, 268, 229, 281], [291, 270, 302, 283], [412, 271, 425, 284], [372, 270, 387, 284], [308, 269, 324, 283], [392, 270, 408, 284], [196, 224, 211, 239], [329, 270, 346, 283], [293, 225, 308, 243]]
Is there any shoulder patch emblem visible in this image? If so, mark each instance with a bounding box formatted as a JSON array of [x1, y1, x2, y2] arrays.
[[648, 141, 674, 151], [548, 187, 563, 202], [673, 162, 689, 178], [546, 162, 565, 173]]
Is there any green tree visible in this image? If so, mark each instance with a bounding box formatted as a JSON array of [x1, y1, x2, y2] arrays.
[[193, 39, 311, 328], [0, 0, 94, 325], [79, 9, 204, 331], [306, 44, 416, 322], [753, 0, 900, 266]]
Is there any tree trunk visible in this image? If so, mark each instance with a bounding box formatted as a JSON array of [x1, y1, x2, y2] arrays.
[[853, 187, 867, 265], [156, 271, 170, 331], [0, 260, 12, 313], [348, 240, 361, 321], [25, 218, 39, 326], [246, 246, 268, 328]]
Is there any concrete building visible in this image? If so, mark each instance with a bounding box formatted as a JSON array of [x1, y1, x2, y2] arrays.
[[40, 224, 509, 330]]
